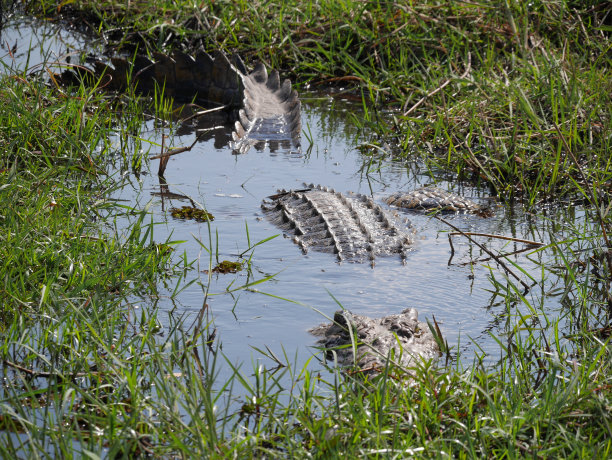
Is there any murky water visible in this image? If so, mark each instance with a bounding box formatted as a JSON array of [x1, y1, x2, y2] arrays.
[[0, 15, 567, 373]]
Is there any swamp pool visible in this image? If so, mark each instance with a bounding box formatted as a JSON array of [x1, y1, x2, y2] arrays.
[[111, 89, 565, 372], [1, 14, 579, 377]]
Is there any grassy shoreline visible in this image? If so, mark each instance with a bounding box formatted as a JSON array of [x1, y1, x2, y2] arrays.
[[26, 0, 612, 203], [1, 0, 612, 457]]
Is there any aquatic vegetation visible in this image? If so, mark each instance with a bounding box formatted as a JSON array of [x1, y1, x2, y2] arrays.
[[210, 260, 243, 274], [2, 0, 611, 457], [169, 205, 214, 222]]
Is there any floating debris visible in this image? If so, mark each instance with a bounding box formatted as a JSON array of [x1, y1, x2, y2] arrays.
[[214, 193, 244, 198], [169, 206, 214, 222], [206, 260, 244, 274]]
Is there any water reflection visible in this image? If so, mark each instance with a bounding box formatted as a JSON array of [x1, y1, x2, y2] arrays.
[[0, 15, 102, 72], [114, 100, 558, 374]]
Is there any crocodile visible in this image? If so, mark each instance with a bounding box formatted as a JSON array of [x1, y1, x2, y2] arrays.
[[262, 185, 489, 264], [310, 308, 439, 374], [261, 184, 414, 264], [386, 187, 492, 217], [61, 52, 492, 261], [59, 50, 483, 375], [63, 50, 301, 154]]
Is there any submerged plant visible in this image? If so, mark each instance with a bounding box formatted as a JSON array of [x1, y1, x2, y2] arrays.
[[210, 260, 243, 274], [169, 205, 214, 222]]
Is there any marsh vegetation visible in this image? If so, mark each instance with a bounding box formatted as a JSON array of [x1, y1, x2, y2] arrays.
[[1, 0, 612, 457]]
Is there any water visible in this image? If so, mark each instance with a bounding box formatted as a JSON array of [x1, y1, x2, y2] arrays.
[[0, 14, 103, 72], [107, 92, 553, 371], [0, 15, 568, 372], [5, 16, 600, 455]]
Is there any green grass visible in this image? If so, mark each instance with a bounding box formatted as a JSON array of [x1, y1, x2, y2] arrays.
[[26, 0, 612, 204], [0, 61, 178, 455], [2, 0, 612, 457]]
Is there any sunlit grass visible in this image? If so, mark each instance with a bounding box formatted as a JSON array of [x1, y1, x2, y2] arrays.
[[25, 0, 612, 204], [3, 0, 612, 457]]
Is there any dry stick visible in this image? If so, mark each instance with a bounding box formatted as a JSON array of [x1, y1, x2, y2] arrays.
[[457, 245, 536, 267], [151, 127, 222, 177], [435, 216, 531, 292], [151, 186, 193, 201], [4, 360, 91, 379], [158, 134, 168, 177], [180, 104, 229, 124], [448, 232, 545, 247], [150, 128, 221, 161], [465, 142, 497, 187], [402, 53, 472, 116], [403, 78, 452, 116]]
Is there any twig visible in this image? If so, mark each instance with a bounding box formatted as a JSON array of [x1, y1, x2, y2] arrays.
[[158, 134, 169, 177], [448, 232, 544, 247], [455, 246, 537, 266], [150, 129, 216, 161], [4, 360, 91, 379], [152, 127, 221, 177], [403, 79, 452, 117], [180, 104, 229, 124], [436, 216, 531, 292]]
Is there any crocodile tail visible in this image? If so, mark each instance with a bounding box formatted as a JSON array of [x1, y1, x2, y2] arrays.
[[62, 50, 301, 154], [232, 62, 301, 154]]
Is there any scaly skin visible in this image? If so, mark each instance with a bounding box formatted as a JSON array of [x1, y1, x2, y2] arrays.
[[84, 50, 301, 153], [262, 185, 491, 264], [386, 187, 492, 217], [261, 184, 414, 265], [310, 308, 439, 374]]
